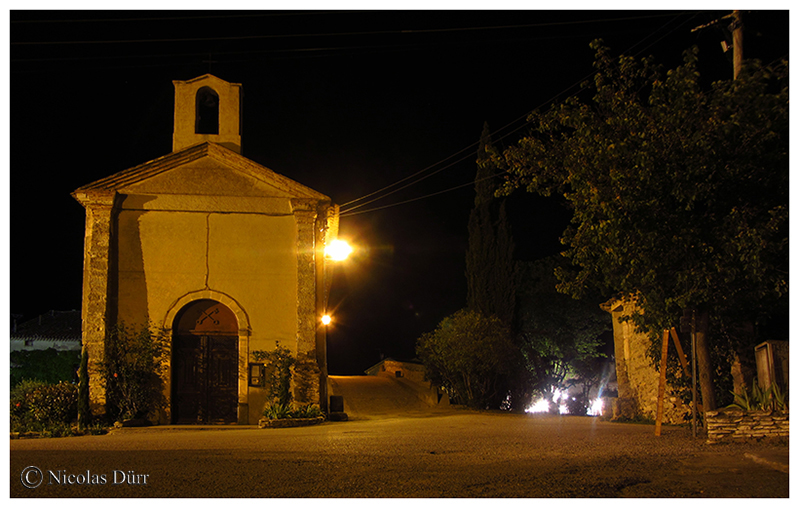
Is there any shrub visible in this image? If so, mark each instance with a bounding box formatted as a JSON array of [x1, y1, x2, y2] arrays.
[[101, 323, 168, 420], [11, 380, 78, 432], [39, 422, 75, 438], [728, 381, 788, 412], [29, 381, 78, 424], [295, 403, 322, 418], [262, 402, 322, 419], [263, 402, 293, 419], [11, 379, 48, 423]]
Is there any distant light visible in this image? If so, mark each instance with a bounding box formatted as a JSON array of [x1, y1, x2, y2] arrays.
[[325, 239, 353, 261], [526, 389, 572, 414], [587, 398, 604, 416], [526, 398, 550, 413], [321, 315, 332, 325]]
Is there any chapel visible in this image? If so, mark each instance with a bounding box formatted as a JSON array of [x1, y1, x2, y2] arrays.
[[72, 74, 339, 424]]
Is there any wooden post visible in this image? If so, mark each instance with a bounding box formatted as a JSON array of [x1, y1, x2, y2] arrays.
[[669, 327, 690, 377], [655, 329, 670, 436], [691, 310, 698, 438]]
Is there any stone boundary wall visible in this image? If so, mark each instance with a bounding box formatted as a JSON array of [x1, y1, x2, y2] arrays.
[[705, 409, 789, 443], [258, 416, 325, 429]]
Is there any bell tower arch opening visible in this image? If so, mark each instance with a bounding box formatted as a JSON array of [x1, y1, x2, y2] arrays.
[[195, 86, 220, 135], [171, 299, 239, 424], [172, 74, 242, 153]]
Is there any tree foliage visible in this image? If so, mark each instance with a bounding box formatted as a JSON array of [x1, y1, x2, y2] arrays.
[[416, 309, 519, 409], [496, 41, 789, 409], [517, 257, 610, 407], [466, 122, 517, 327], [10, 348, 80, 388]]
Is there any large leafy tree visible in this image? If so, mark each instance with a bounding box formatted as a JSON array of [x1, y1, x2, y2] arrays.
[[416, 309, 519, 409], [497, 41, 789, 412]]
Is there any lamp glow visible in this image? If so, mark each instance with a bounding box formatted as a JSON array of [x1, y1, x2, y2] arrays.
[[321, 314, 332, 325], [325, 239, 353, 261]]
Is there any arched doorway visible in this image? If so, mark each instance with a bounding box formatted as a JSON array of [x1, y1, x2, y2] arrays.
[[172, 299, 239, 424]]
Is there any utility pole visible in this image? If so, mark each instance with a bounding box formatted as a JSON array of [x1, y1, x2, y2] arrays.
[[680, 308, 698, 438], [731, 10, 744, 80], [691, 10, 744, 80]]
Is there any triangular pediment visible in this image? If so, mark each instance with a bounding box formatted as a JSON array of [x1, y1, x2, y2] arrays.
[[73, 142, 329, 201], [125, 158, 299, 198]]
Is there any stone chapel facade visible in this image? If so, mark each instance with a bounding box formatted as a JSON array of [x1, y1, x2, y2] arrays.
[[72, 74, 339, 424]]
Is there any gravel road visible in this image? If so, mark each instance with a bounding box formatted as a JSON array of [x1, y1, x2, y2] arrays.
[[10, 411, 789, 498]]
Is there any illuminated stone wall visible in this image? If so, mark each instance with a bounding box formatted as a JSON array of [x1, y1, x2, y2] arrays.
[[601, 297, 691, 425]]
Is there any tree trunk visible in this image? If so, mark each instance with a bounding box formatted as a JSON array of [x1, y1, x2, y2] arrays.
[[730, 320, 756, 396], [694, 308, 716, 412]]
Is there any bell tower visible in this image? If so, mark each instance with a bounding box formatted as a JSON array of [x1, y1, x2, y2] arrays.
[[173, 74, 242, 154]]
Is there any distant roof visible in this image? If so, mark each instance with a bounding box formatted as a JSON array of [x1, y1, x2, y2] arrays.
[[11, 310, 81, 341], [364, 357, 424, 374]]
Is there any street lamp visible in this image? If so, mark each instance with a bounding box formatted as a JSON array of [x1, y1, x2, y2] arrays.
[[322, 240, 351, 327], [325, 239, 353, 261], [319, 238, 352, 414]]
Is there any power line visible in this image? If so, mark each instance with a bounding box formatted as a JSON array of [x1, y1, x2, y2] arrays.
[[340, 171, 509, 218], [10, 33, 590, 66], [12, 12, 693, 46], [338, 106, 540, 216], [337, 11, 702, 218], [336, 14, 702, 213], [10, 12, 330, 24], [339, 149, 477, 213]]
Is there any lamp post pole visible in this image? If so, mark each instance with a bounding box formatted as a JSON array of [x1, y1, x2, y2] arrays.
[[319, 240, 352, 414]]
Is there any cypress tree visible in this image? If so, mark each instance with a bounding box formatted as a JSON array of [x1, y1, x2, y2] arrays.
[[465, 122, 516, 327], [77, 346, 90, 430]]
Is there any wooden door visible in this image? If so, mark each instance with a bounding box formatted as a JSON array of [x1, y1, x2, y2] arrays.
[[172, 335, 203, 423], [172, 300, 238, 424], [206, 335, 238, 423]]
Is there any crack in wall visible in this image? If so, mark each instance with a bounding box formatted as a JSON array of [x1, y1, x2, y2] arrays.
[[205, 213, 211, 288]]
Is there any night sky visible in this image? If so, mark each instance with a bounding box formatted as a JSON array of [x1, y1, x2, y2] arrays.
[[7, 9, 789, 374]]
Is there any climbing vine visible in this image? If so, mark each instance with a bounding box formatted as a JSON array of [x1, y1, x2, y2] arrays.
[[252, 342, 295, 406]]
